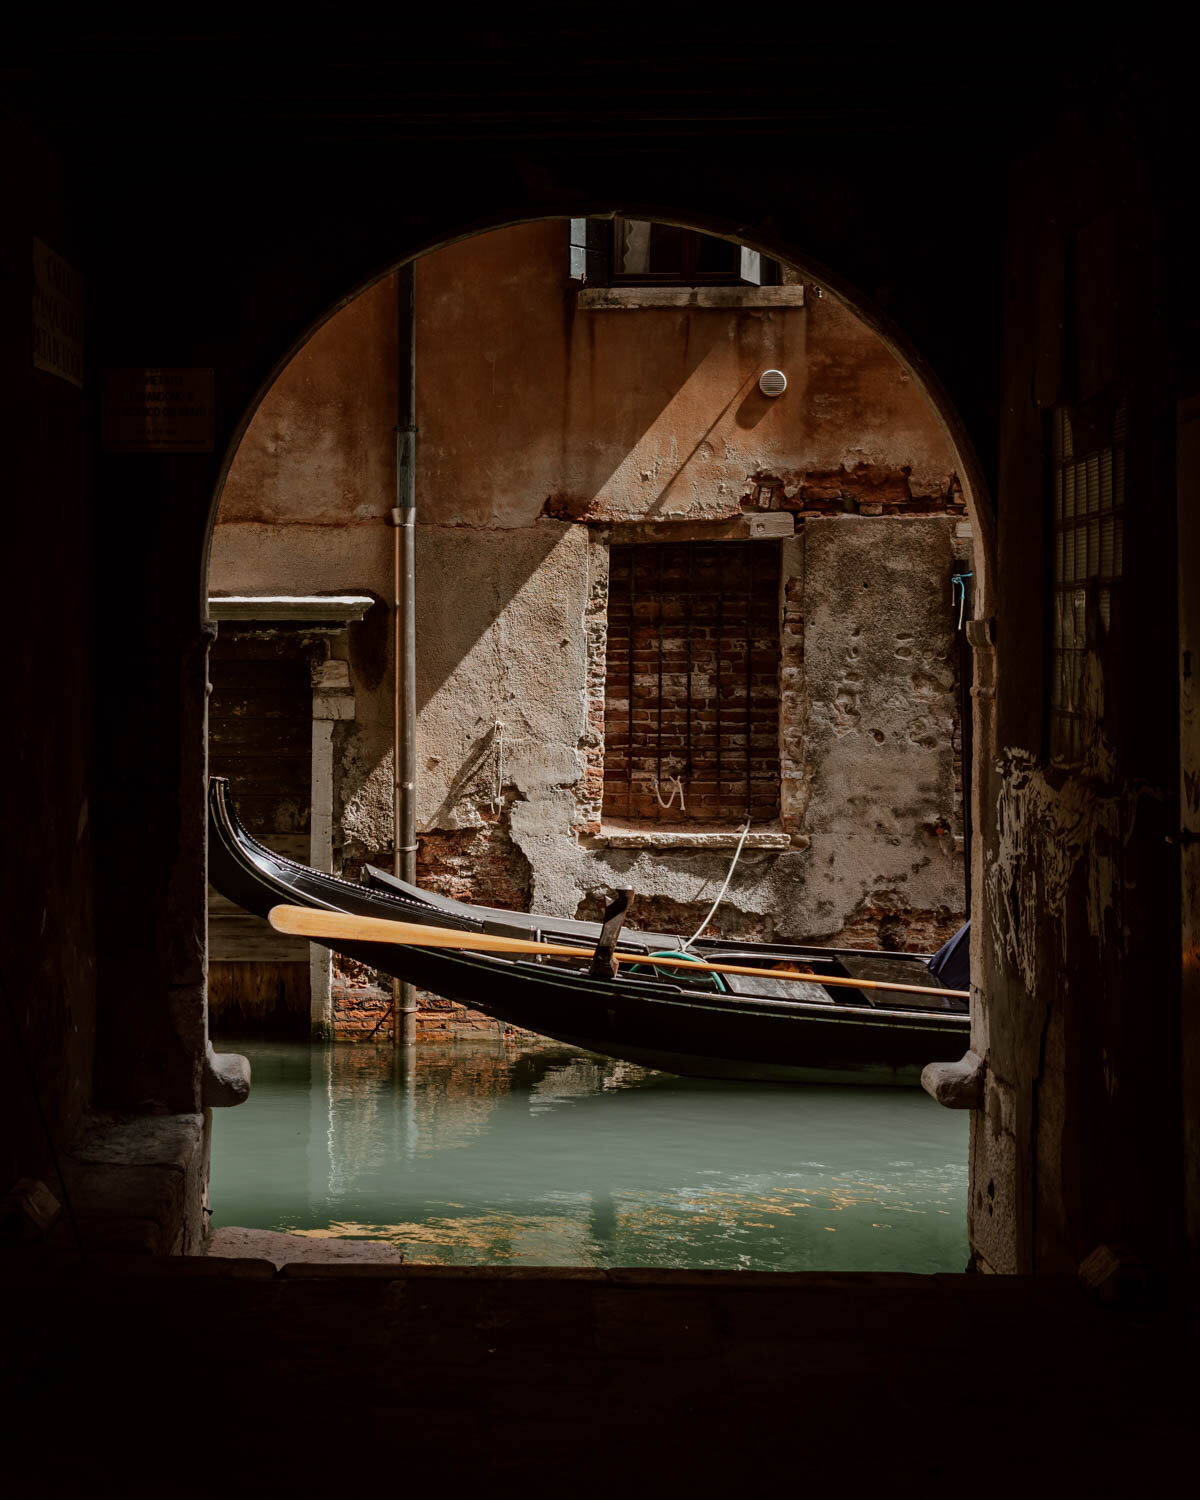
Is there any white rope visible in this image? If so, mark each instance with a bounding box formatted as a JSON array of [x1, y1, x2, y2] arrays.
[[651, 774, 686, 811], [680, 818, 752, 952]]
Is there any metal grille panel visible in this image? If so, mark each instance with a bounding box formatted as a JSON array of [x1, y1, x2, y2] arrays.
[[603, 541, 781, 824], [1049, 402, 1125, 763]]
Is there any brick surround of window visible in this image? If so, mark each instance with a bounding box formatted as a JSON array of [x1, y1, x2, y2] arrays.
[[603, 541, 781, 825]]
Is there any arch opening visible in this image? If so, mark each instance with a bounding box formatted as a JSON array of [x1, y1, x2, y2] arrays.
[[202, 209, 994, 1273]]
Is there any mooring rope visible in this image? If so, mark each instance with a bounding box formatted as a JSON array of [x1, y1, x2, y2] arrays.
[[680, 818, 753, 952], [651, 773, 686, 811]]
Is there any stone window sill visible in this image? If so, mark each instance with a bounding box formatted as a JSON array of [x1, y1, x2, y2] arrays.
[[593, 824, 802, 851], [576, 285, 806, 311], [208, 594, 374, 624]]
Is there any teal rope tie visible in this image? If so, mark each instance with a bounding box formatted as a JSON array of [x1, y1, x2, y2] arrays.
[[626, 949, 728, 994], [951, 571, 974, 629]]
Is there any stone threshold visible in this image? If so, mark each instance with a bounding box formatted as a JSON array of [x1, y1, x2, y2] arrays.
[[204, 1226, 405, 1269], [22, 1249, 1077, 1292]]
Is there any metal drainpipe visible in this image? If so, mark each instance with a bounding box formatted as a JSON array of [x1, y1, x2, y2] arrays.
[[392, 262, 418, 1047]]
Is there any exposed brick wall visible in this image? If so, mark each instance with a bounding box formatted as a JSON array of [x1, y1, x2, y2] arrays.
[[415, 801, 532, 911], [779, 539, 807, 831], [603, 542, 781, 825], [329, 964, 530, 1044], [743, 466, 968, 518], [578, 533, 608, 835], [336, 797, 529, 917], [826, 901, 963, 955], [574, 890, 774, 944], [330, 961, 393, 1040], [330, 801, 533, 1041], [575, 891, 962, 956]]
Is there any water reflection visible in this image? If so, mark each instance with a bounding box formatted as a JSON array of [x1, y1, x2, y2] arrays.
[[210, 1037, 968, 1272]]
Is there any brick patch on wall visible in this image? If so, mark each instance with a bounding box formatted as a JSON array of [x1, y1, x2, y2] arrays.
[[416, 801, 532, 911], [826, 901, 964, 955], [575, 889, 964, 956], [574, 890, 775, 945], [744, 466, 967, 517], [330, 967, 533, 1044], [578, 533, 608, 834], [330, 801, 533, 1041]]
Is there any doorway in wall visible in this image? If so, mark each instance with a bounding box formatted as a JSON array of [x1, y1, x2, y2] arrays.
[[208, 631, 315, 1035]]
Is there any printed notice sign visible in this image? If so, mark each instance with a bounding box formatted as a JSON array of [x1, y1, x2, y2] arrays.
[[33, 239, 84, 388], [102, 368, 214, 453]]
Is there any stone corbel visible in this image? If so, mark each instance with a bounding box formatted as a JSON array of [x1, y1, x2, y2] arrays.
[[921, 1049, 985, 1109], [203, 1042, 251, 1108]]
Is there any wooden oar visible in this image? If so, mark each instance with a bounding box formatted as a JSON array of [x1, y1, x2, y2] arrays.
[[268, 905, 970, 1001]]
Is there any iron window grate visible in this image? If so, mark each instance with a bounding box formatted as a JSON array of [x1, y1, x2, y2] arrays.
[[603, 541, 781, 824], [1049, 402, 1126, 764]]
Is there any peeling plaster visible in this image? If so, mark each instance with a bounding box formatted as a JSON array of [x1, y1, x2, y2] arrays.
[[985, 749, 1163, 994]]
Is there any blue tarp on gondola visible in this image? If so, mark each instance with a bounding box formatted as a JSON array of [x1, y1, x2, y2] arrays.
[[928, 920, 970, 993]]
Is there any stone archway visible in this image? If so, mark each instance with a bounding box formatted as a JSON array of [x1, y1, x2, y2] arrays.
[[200, 208, 998, 1250]]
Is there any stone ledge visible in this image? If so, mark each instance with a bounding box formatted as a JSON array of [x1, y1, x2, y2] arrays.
[[208, 593, 374, 622], [593, 825, 800, 851], [577, 285, 805, 310], [603, 513, 795, 544]]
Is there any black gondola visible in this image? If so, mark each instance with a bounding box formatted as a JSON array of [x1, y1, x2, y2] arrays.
[[209, 777, 969, 1086]]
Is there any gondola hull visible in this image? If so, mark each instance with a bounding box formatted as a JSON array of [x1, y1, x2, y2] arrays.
[[209, 777, 969, 1085]]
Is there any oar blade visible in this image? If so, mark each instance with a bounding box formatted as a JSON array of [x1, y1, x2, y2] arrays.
[[267, 904, 588, 959]]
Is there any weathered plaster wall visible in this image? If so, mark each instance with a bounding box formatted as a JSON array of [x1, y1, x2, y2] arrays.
[[801, 517, 963, 934], [416, 223, 957, 525], [219, 276, 399, 526], [210, 220, 968, 1033]]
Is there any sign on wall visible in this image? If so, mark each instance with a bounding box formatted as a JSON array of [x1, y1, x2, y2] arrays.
[[101, 367, 214, 452], [32, 238, 84, 388]]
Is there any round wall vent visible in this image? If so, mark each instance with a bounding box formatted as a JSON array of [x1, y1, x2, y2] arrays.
[[758, 369, 787, 398]]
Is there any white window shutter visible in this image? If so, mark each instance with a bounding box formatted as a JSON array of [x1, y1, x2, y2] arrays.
[[568, 219, 609, 284], [569, 219, 589, 281], [739, 246, 764, 286]]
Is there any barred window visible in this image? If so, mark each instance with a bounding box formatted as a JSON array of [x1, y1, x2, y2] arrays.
[[603, 541, 781, 825], [1049, 402, 1125, 763]]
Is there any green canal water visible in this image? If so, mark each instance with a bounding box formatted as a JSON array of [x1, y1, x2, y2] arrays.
[[210, 1036, 969, 1272]]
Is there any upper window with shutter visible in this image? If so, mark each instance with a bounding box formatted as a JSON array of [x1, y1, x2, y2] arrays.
[[569, 217, 774, 288]]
